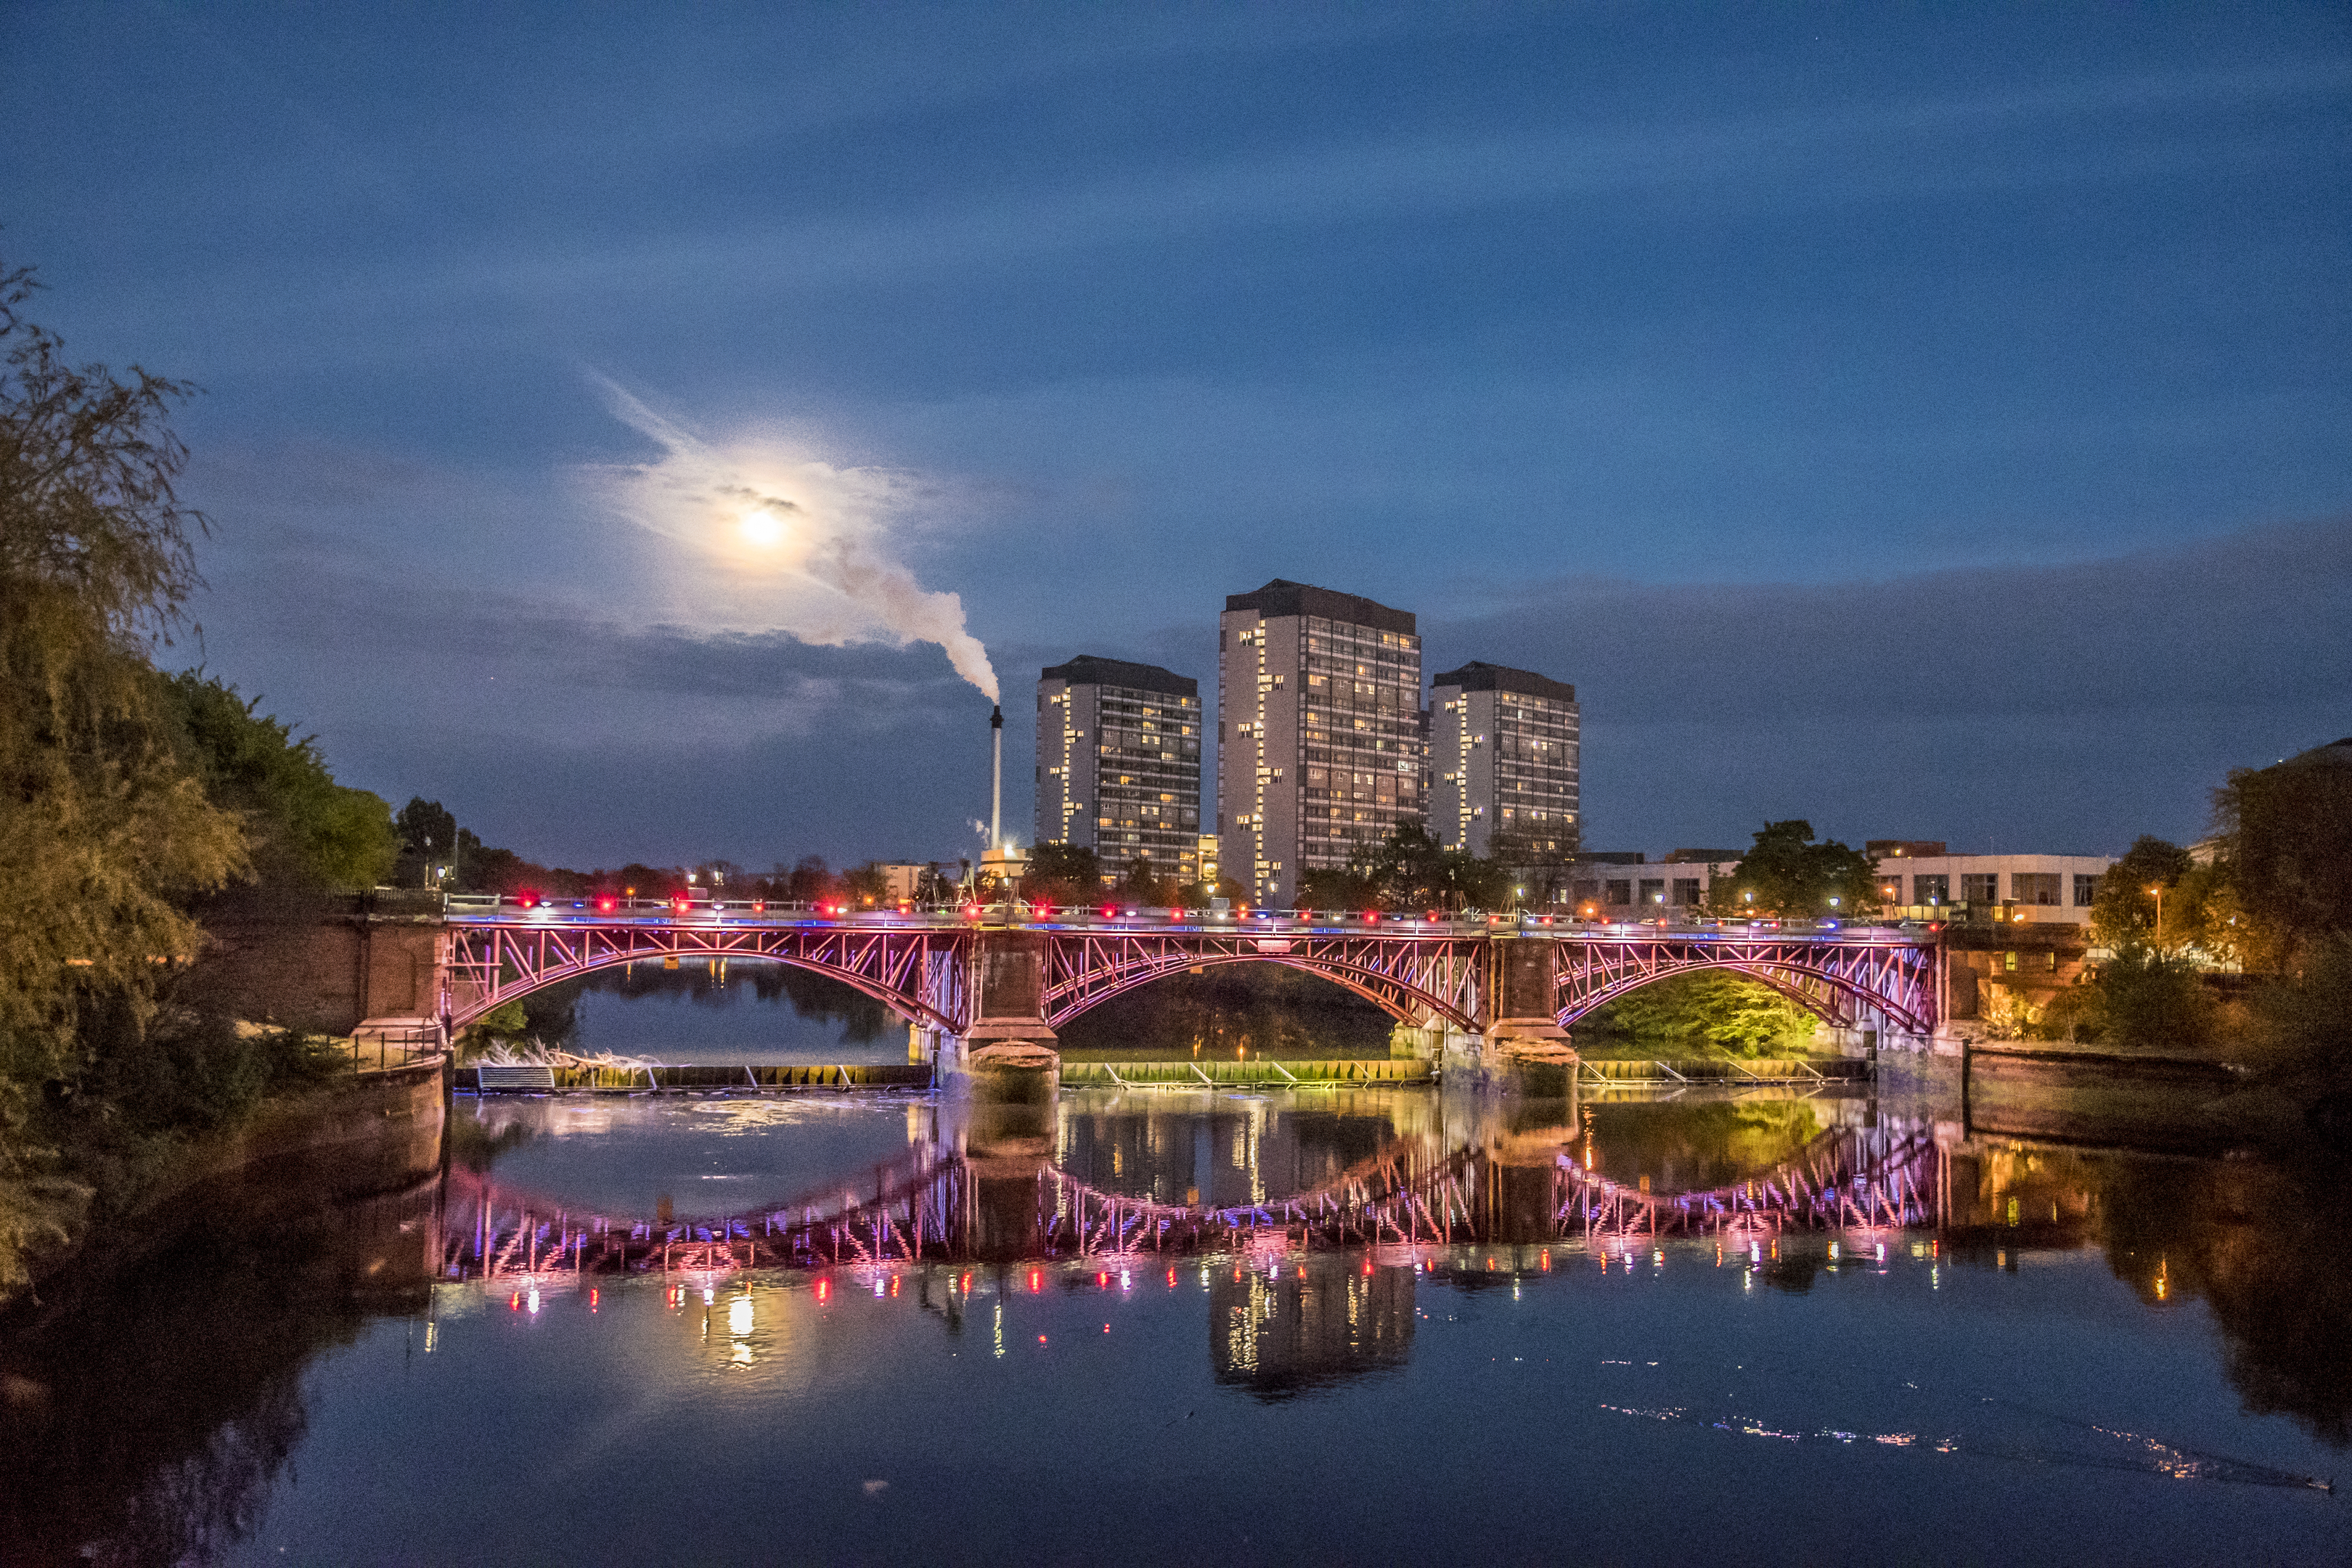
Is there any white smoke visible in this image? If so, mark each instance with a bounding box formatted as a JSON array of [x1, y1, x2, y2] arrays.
[[585, 376, 1000, 701]]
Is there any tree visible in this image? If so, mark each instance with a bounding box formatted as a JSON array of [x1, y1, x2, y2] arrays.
[[1022, 842, 1101, 907], [160, 672, 396, 889], [1118, 854, 1182, 907], [843, 861, 891, 906], [394, 798, 458, 888], [785, 856, 834, 904], [1297, 863, 1380, 912], [1575, 971, 1820, 1058], [1709, 821, 1876, 917], [2213, 744, 2352, 968], [1326, 821, 1508, 912], [2088, 945, 2216, 1050], [0, 261, 248, 1286], [2090, 836, 2194, 950]]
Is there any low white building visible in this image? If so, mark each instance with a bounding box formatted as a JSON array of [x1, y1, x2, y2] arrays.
[[1871, 852, 2115, 926], [1567, 846, 2117, 924]]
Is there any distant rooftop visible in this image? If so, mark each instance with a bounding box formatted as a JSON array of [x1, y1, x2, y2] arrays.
[[1039, 655, 1197, 699], [1431, 661, 1577, 704], [1662, 848, 1744, 864], [1223, 579, 1415, 635]]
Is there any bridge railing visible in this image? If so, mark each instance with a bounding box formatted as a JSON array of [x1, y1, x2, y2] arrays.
[[441, 891, 1933, 942], [348, 1016, 446, 1074]]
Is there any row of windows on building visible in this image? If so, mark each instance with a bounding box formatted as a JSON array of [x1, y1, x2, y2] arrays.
[[1577, 870, 2108, 909], [1893, 873, 2102, 907]]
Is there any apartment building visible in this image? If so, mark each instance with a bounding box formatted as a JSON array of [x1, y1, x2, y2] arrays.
[[1428, 661, 1580, 861], [1217, 580, 1422, 906], [1035, 655, 1204, 885]]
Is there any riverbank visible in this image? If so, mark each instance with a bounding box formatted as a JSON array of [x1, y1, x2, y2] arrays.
[[3, 1060, 446, 1320]]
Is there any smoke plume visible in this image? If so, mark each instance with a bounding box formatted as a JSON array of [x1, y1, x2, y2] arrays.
[[587, 376, 1000, 701]]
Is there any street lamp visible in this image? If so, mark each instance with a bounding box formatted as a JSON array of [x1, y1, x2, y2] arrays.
[[2147, 883, 2164, 948]]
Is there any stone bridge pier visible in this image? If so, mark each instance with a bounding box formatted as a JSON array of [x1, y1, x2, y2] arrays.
[[954, 928, 1060, 1103], [949, 923, 1581, 1099]]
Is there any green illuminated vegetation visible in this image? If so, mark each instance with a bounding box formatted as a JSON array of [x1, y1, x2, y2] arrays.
[[1572, 970, 1820, 1059]]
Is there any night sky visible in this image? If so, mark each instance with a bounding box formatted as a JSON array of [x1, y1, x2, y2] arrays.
[[7, 4, 2347, 869]]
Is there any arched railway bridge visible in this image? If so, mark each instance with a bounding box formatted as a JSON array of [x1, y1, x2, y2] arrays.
[[434, 1124, 1942, 1286], [435, 900, 1941, 1055]]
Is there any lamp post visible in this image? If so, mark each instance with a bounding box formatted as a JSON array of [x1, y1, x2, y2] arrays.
[[2147, 883, 2164, 949]]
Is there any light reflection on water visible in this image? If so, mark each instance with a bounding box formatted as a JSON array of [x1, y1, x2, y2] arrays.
[[8, 1086, 2352, 1566]]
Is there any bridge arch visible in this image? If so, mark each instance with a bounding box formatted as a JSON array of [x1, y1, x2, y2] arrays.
[[1554, 944, 1936, 1036], [1041, 945, 1481, 1034], [439, 923, 965, 1034]]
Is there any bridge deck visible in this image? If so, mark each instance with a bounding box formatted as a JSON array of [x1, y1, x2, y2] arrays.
[[445, 895, 1935, 944]]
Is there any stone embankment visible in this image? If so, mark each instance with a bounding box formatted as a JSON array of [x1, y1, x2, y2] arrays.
[[7, 1058, 447, 1315]]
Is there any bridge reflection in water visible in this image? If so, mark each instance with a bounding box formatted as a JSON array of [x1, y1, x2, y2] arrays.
[[19, 1084, 2352, 1568], [436, 1088, 1936, 1291]]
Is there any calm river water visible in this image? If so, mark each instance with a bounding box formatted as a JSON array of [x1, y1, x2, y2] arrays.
[[7, 1035, 2352, 1563]]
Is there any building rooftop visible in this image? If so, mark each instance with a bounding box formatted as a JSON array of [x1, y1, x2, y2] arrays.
[[1430, 661, 1577, 704], [2284, 737, 2352, 769], [1039, 655, 1198, 699], [1867, 839, 1948, 859], [1662, 848, 1744, 864], [1223, 579, 1416, 635]]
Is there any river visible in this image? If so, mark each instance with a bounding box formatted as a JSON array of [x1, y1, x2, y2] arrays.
[[4, 995, 2349, 1564]]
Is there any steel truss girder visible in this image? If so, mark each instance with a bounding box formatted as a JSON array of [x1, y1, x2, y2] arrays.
[[1553, 936, 1937, 1035], [438, 922, 973, 1032], [1040, 931, 1486, 1031]]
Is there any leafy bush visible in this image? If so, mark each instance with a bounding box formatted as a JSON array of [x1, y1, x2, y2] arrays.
[[2090, 945, 2216, 1050]]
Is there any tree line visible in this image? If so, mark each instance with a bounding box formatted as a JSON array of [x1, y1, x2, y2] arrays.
[[1, 261, 399, 1295]]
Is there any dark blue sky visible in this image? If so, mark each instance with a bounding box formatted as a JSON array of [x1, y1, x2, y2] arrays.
[[7, 3, 2347, 867]]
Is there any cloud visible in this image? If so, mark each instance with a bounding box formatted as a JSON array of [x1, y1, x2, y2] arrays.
[[1425, 519, 2352, 852]]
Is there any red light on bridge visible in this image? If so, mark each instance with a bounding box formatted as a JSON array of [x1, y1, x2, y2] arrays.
[[595, 897, 616, 913], [963, 903, 982, 919], [1362, 910, 1379, 923], [516, 891, 540, 909], [1100, 904, 1118, 918], [751, 900, 765, 913]]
